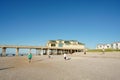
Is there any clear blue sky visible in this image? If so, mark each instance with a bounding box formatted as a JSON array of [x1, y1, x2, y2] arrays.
[[0, 0, 120, 49]]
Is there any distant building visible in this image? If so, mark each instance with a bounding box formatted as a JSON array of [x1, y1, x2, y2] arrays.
[[112, 42, 120, 49], [96, 42, 120, 49], [104, 44, 112, 49], [46, 39, 85, 49], [96, 44, 111, 49]]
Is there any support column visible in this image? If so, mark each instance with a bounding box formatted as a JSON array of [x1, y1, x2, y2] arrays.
[[56, 49, 58, 55], [77, 49, 79, 52], [2, 47, 6, 57], [36, 49, 42, 56], [61, 50, 62, 54], [41, 48, 43, 55], [47, 48, 49, 55], [66, 49, 69, 54], [16, 48, 19, 56], [45, 49, 47, 55], [57, 49, 59, 55], [29, 49, 32, 53], [68, 49, 70, 54], [70, 49, 72, 54], [51, 49, 53, 55], [36, 49, 38, 55]]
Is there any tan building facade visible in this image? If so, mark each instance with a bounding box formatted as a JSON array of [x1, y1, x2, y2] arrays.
[[46, 40, 85, 49]]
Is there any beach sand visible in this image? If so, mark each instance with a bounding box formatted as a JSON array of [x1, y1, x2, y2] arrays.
[[0, 52, 120, 80]]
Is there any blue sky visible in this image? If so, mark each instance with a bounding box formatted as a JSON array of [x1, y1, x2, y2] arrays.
[[0, 0, 120, 49]]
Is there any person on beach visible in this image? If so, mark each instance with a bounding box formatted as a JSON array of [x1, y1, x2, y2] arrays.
[[64, 53, 67, 60], [102, 48, 105, 54], [84, 49, 87, 55], [28, 53, 32, 63], [48, 53, 51, 59]]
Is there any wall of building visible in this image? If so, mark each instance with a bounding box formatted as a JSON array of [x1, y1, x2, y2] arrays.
[[46, 40, 85, 49], [96, 42, 120, 49], [63, 44, 85, 49]]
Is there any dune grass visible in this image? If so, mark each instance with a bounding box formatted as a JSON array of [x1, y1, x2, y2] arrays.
[[87, 49, 120, 52]]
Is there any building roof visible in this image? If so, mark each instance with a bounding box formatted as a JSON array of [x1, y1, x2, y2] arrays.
[[48, 40, 84, 45], [48, 40, 57, 43]]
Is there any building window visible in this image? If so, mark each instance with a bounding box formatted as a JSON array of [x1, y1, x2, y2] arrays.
[[58, 43, 63, 47], [51, 44, 56, 47]]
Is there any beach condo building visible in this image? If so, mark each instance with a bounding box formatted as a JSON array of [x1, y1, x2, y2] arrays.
[[45, 40, 85, 55], [112, 42, 120, 49], [96, 42, 120, 50], [96, 44, 105, 49], [104, 44, 112, 49], [46, 39, 85, 49], [97, 44, 111, 49]]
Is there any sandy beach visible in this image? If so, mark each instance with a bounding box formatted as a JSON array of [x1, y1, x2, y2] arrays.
[[0, 52, 120, 80]]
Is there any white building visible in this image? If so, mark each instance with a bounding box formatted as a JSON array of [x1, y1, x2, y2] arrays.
[[96, 44, 104, 49], [112, 42, 120, 49], [96, 42, 120, 49], [96, 44, 111, 49], [104, 44, 112, 49]]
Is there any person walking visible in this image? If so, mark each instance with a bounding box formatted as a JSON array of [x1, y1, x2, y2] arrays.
[[84, 49, 87, 55], [28, 53, 32, 63], [102, 48, 105, 54]]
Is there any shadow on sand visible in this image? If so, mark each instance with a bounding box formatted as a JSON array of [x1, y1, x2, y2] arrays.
[[33, 59, 46, 62], [0, 67, 14, 71]]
